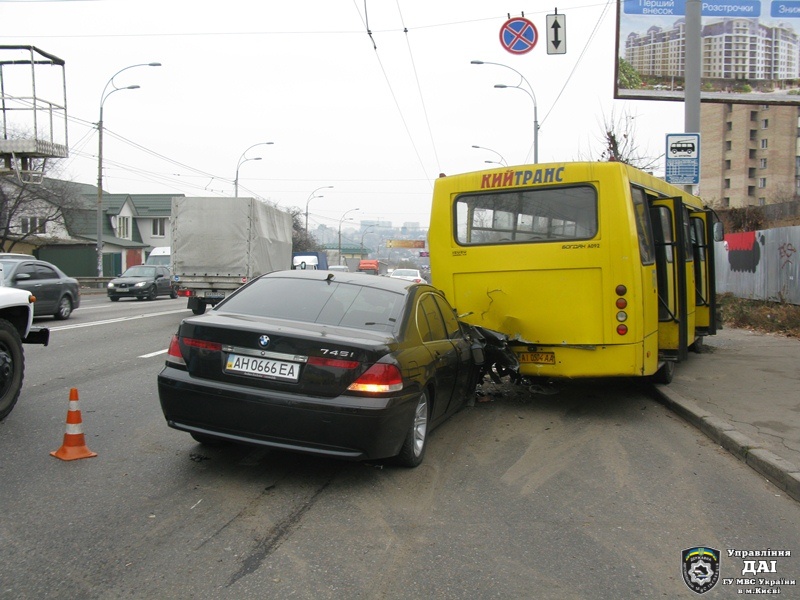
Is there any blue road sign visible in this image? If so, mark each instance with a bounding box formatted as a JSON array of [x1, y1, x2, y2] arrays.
[[499, 17, 538, 55], [665, 133, 701, 185]]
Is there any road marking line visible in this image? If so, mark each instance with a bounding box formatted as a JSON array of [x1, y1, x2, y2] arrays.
[[49, 308, 189, 331], [140, 349, 168, 358]]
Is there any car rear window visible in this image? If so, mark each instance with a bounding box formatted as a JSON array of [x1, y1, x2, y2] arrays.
[[217, 277, 405, 333]]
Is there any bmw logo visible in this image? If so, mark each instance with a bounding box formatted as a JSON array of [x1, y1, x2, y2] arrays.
[[258, 335, 270, 348]]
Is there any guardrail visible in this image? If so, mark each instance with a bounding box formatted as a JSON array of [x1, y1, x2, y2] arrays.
[[77, 277, 111, 291]]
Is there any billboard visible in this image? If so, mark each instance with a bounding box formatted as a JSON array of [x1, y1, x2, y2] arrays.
[[616, 0, 800, 105]]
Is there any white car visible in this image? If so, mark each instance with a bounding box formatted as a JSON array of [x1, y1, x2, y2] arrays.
[[389, 269, 427, 283], [0, 265, 50, 419]]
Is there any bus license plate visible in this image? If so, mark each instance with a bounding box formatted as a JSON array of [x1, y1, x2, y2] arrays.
[[226, 354, 300, 381], [519, 352, 556, 365]]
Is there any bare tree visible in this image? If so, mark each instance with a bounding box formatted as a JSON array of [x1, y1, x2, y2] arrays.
[[578, 107, 662, 172], [0, 167, 81, 252]]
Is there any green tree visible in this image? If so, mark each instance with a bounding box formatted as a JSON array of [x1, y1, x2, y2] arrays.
[[617, 58, 642, 90]]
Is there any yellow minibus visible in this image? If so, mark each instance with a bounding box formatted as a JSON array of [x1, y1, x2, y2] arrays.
[[429, 161, 721, 383]]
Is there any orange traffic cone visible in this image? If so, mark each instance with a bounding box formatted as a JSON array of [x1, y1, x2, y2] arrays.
[[50, 388, 97, 461]]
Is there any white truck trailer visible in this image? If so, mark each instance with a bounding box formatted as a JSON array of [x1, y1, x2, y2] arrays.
[[171, 197, 293, 315]]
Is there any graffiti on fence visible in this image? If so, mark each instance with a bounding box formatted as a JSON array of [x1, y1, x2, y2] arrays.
[[779, 243, 796, 270]]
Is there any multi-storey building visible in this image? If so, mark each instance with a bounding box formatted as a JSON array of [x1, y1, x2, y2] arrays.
[[624, 18, 799, 83], [699, 103, 800, 207]]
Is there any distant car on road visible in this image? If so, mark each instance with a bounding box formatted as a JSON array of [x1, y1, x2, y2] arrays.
[[158, 270, 482, 467], [108, 265, 177, 301], [327, 265, 350, 273], [0, 254, 80, 320], [389, 268, 427, 283]]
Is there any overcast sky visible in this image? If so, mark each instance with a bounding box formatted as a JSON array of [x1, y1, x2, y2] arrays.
[[1, 0, 686, 231]]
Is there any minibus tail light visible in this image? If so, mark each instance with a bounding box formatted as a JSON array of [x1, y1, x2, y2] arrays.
[[615, 284, 627, 296], [615, 297, 628, 309], [616, 324, 628, 335]]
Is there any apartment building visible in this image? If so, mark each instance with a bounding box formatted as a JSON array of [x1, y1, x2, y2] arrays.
[[624, 18, 799, 82], [699, 103, 800, 208]]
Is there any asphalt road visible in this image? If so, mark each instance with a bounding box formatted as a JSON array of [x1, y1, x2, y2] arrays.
[[1, 295, 799, 599]]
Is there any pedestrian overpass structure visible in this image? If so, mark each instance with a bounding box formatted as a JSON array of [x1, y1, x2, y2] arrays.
[[0, 45, 68, 184]]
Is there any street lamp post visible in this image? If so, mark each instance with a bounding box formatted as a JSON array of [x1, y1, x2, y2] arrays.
[[305, 185, 334, 233], [96, 62, 161, 278], [235, 142, 273, 197], [471, 60, 539, 164], [338, 208, 360, 265], [471, 144, 508, 166], [360, 225, 375, 254]]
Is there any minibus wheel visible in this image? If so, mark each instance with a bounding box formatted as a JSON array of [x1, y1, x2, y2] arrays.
[[652, 361, 675, 384]]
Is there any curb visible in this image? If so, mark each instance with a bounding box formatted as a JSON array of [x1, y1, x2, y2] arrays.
[[653, 384, 800, 503]]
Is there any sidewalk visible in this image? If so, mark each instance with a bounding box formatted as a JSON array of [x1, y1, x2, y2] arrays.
[[653, 327, 800, 502]]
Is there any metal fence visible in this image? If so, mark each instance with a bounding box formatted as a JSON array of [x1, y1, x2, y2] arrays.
[[714, 225, 799, 305]]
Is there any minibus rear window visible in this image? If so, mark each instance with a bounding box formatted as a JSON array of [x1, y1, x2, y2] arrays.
[[454, 185, 597, 245]]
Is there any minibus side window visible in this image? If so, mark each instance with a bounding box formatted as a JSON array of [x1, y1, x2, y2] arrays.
[[630, 186, 655, 265]]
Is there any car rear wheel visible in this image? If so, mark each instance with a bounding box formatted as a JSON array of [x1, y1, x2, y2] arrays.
[[394, 389, 430, 468], [109, 296, 119, 302], [170, 287, 178, 299], [54, 296, 72, 320]]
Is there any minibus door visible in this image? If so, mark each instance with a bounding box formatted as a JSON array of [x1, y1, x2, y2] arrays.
[[649, 197, 689, 362], [688, 208, 718, 336]]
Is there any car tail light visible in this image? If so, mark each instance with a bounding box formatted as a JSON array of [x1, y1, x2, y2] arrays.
[[308, 356, 359, 369], [347, 363, 403, 393], [181, 337, 222, 351], [166, 335, 186, 366]]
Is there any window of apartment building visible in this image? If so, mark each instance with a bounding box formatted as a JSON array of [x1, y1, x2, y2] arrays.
[[749, 149, 757, 159], [723, 197, 730, 207], [750, 110, 758, 121], [117, 216, 130, 239], [725, 159, 731, 170], [760, 158, 767, 169], [748, 168, 756, 178], [761, 119, 769, 129], [761, 139, 768, 149], [724, 178, 730, 189], [152, 218, 167, 237], [20, 216, 46, 234], [758, 177, 767, 189], [749, 129, 757, 141], [748, 186, 755, 196], [727, 122, 733, 131], [758, 197, 766, 206], [726, 140, 732, 151]]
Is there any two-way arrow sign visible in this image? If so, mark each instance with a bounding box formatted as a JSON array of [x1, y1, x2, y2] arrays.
[[546, 13, 566, 55]]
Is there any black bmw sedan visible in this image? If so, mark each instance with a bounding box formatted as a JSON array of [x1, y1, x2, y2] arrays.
[[158, 270, 480, 467]]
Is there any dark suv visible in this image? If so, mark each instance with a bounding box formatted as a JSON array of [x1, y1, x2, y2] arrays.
[[108, 265, 177, 301]]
